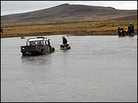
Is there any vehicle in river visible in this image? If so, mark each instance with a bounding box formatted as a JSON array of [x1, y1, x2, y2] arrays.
[[20, 36, 55, 56], [60, 44, 71, 50]]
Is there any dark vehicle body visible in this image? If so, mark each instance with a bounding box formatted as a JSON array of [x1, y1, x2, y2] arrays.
[[21, 37, 55, 56]]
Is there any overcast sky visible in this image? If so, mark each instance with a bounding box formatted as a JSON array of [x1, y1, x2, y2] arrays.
[[1, 1, 137, 16]]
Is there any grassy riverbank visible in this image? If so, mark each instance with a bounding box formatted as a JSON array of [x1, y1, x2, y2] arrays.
[[1, 19, 137, 38]]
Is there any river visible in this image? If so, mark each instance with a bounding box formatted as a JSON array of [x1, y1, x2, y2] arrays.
[[1, 35, 137, 102]]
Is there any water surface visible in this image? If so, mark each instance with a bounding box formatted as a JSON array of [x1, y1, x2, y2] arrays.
[[1, 35, 137, 102]]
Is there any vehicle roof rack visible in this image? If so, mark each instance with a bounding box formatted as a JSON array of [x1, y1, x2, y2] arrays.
[[37, 36, 45, 39]]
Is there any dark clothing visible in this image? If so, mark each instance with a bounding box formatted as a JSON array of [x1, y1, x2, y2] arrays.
[[48, 39, 51, 52], [128, 26, 130, 31], [63, 37, 67, 44], [118, 27, 121, 36], [48, 39, 50, 45], [128, 25, 131, 34], [118, 27, 121, 31], [129, 24, 134, 34], [0, 28, 3, 33], [132, 25, 134, 33], [130, 25, 132, 30]]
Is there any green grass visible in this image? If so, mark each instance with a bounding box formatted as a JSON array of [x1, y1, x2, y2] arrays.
[[1, 19, 137, 38]]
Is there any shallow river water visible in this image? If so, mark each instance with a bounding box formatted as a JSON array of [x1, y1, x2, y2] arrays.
[[1, 35, 137, 102]]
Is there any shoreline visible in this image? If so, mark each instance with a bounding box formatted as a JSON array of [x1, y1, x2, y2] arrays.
[[1, 32, 137, 38]]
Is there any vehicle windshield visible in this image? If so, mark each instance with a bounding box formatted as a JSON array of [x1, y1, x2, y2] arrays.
[[26, 40, 48, 46]]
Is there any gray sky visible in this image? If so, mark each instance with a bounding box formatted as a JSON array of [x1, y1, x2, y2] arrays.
[[1, 1, 137, 16]]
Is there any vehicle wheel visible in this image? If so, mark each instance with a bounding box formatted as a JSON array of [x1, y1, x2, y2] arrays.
[[22, 52, 26, 56], [122, 32, 124, 37], [41, 50, 45, 55], [127, 32, 129, 35], [52, 48, 55, 52], [118, 32, 121, 37]]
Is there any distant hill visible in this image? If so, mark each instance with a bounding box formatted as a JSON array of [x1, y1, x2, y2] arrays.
[[1, 3, 137, 24]]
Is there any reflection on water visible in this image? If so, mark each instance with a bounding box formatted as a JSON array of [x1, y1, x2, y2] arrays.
[[21, 55, 52, 65], [20, 54, 54, 84]]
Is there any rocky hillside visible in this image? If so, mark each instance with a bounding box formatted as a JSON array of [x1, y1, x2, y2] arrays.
[[1, 3, 137, 24]]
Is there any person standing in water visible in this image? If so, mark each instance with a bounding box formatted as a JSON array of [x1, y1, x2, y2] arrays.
[[118, 26, 121, 36], [62, 36, 67, 45], [48, 39, 51, 52], [131, 24, 134, 33], [128, 24, 132, 35]]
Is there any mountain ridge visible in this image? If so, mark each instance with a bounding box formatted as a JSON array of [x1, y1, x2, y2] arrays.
[[1, 3, 137, 24]]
